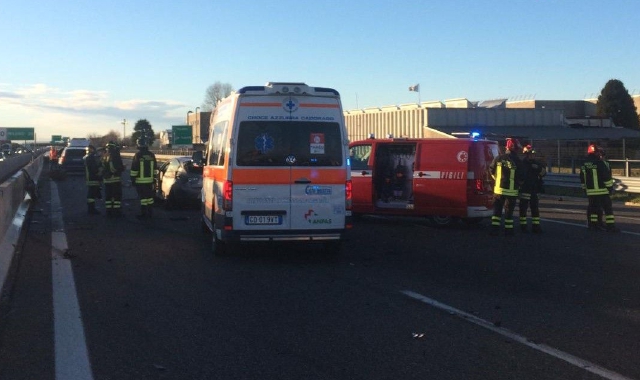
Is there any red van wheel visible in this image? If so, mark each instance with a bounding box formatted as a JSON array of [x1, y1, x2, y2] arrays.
[[428, 215, 456, 226]]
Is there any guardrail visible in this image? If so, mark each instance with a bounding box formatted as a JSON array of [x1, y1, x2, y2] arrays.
[[545, 173, 640, 193]]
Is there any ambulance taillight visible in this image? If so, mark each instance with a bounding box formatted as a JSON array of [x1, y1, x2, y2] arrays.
[[345, 180, 352, 210], [223, 180, 233, 211]]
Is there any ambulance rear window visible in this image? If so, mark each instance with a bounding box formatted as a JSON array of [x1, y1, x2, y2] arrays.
[[236, 121, 343, 167]]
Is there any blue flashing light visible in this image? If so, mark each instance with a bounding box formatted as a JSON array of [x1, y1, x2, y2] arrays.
[[470, 131, 481, 139]]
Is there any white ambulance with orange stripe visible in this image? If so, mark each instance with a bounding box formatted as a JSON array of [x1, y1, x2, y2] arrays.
[[196, 82, 352, 255]]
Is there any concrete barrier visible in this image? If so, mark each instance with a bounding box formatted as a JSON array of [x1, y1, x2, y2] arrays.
[[0, 156, 43, 295]]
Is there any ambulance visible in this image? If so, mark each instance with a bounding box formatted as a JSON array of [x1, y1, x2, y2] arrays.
[[348, 137, 499, 225], [196, 82, 352, 255]]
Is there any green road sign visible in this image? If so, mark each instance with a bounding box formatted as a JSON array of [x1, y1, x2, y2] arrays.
[[172, 125, 192, 146], [51, 135, 62, 143], [0, 127, 35, 140]]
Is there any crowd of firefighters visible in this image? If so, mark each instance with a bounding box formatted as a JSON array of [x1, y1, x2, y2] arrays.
[[49, 137, 157, 219], [48, 135, 620, 231], [490, 138, 619, 236]]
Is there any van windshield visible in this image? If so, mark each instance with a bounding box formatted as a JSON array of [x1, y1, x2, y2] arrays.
[[236, 121, 343, 167]]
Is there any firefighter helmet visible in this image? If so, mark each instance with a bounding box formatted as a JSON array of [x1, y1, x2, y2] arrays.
[[106, 141, 117, 149], [136, 137, 148, 148], [522, 144, 535, 154], [505, 138, 521, 152], [587, 144, 598, 155], [85, 145, 96, 154]]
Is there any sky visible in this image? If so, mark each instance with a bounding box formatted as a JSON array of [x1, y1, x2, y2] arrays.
[[1, 0, 639, 142]]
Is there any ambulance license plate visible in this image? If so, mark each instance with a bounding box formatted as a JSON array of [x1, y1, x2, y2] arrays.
[[246, 215, 282, 225]]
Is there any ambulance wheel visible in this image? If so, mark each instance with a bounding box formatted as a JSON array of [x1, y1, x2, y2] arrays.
[[212, 232, 228, 256], [428, 215, 456, 227], [211, 235, 226, 255]]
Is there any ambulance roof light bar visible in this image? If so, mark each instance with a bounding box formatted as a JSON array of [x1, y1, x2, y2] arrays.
[[236, 82, 340, 97]]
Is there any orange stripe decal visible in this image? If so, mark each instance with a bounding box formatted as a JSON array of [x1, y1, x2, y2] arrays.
[[231, 168, 346, 184]]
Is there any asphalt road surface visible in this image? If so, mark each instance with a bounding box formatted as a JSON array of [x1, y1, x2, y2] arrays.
[[1, 165, 639, 380]]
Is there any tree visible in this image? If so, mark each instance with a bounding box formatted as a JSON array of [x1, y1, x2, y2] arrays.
[[131, 119, 156, 146], [202, 81, 234, 111], [596, 79, 639, 130]]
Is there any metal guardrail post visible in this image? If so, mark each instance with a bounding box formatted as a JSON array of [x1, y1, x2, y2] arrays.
[[625, 158, 629, 177]]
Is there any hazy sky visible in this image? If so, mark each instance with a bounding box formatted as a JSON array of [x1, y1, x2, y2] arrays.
[[1, 0, 638, 142]]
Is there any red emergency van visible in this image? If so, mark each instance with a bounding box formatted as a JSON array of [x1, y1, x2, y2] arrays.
[[348, 137, 499, 225]]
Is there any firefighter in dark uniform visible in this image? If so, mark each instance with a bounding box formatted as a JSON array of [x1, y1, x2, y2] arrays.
[[489, 138, 523, 236], [130, 136, 157, 219], [102, 141, 125, 217], [580, 144, 619, 232], [83, 144, 102, 215], [518, 144, 547, 233]]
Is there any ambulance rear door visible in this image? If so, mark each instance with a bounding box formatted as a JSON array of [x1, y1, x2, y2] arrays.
[[232, 93, 347, 233], [349, 141, 374, 212]]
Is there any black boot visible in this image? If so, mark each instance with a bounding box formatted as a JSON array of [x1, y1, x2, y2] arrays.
[[88, 203, 100, 215], [136, 205, 147, 219], [606, 224, 620, 233]]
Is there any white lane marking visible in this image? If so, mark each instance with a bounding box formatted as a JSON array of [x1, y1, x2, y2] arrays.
[[51, 182, 94, 380], [540, 218, 640, 237], [401, 290, 635, 380]]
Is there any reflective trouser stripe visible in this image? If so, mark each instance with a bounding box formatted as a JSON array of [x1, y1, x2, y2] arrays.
[[105, 201, 121, 209], [606, 215, 615, 225], [504, 218, 514, 230], [140, 197, 154, 206], [532, 217, 540, 225], [491, 216, 501, 227]]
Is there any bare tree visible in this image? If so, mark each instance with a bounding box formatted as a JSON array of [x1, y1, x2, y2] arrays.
[[202, 81, 234, 111]]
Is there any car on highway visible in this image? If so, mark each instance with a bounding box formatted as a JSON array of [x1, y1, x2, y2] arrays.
[[0, 151, 7, 162], [154, 156, 203, 209], [58, 146, 87, 173]]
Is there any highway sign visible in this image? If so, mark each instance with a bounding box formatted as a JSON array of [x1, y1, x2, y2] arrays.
[[0, 127, 35, 140], [172, 125, 192, 147]]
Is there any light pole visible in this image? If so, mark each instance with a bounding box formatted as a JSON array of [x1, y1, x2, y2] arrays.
[[121, 119, 127, 145], [195, 106, 200, 143]]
